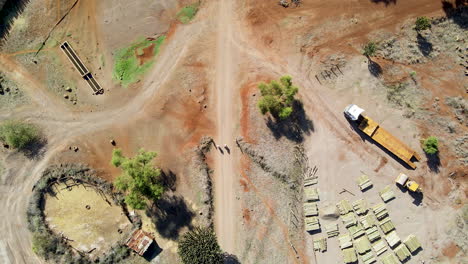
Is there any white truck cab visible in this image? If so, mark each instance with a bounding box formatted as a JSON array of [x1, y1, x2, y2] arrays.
[[344, 104, 365, 121]]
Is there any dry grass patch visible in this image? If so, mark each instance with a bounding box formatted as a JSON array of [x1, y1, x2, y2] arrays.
[[44, 184, 131, 257]]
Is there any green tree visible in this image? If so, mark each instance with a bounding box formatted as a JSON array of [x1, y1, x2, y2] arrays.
[[257, 75, 299, 120], [415, 16, 431, 31], [178, 227, 223, 264], [423, 136, 439, 155], [32, 232, 58, 258], [363, 41, 377, 58], [111, 149, 165, 209], [0, 120, 40, 150]]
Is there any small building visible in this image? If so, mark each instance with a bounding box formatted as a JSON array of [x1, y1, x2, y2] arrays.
[[126, 229, 155, 256]]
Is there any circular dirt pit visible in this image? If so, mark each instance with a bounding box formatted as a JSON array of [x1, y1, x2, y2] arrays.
[[44, 184, 131, 256]]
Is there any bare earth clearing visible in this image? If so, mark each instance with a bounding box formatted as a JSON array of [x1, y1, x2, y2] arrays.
[[44, 184, 131, 257], [0, 0, 466, 264]]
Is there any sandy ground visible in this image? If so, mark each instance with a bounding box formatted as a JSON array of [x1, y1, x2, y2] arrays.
[[213, 0, 238, 253], [0, 0, 466, 263]]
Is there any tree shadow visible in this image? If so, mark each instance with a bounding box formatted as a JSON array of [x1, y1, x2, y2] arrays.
[[22, 137, 47, 160], [441, 0, 468, 29], [368, 59, 383, 77], [160, 170, 177, 191], [146, 194, 194, 240], [266, 100, 314, 143], [223, 253, 241, 264], [416, 33, 433, 57], [0, 0, 31, 41], [426, 153, 441, 173], [370, 0, 397, 6]]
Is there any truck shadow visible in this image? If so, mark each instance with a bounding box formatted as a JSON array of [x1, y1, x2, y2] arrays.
[[344, 114, 418, 170], [396, 184, 423, 206]]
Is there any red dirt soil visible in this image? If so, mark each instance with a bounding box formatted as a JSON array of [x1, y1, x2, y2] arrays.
[[136, 44, 155, 65], [442, 242, 460, 258]]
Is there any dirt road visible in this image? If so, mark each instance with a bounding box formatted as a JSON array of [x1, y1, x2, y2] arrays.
[[0, 10, 202, 263], [213, 0, 237, 254]]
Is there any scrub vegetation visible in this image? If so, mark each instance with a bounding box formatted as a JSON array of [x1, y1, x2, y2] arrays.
[[0, 120, 40, 150], [113, 36, 165, 86], [177, 3, 200, 24]]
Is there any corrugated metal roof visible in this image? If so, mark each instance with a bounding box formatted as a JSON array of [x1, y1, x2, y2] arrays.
[[126, 229, 154, 256]]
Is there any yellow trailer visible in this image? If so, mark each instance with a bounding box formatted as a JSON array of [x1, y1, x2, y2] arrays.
[[344, 105, 421, 169]]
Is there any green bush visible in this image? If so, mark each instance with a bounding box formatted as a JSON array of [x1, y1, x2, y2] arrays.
[[363, 41, 377, 57], [257, 75, 299, 120], [415, 16, 431, 31], [0, 120, 40, 150], [112, 149, 165, 209], [32, 231, 58, 259], [423, 136, 439, 154], [178, 227, 223, 264], [113, 36, 165, 86], [177, 3, 200, 24]]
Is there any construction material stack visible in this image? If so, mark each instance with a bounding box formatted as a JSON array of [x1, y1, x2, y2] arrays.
[[357, 174, 373, 191], [379, 185, 396, 203]]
